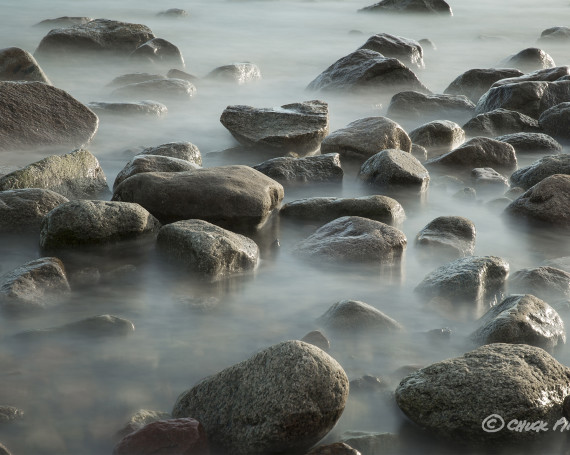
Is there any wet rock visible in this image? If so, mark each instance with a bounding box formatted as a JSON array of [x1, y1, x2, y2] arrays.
[[396, 344, 570, 443], [111, 78, 196, 102], [138, 141, 202, 164], [156, 219, 259, 279], [424, 137, 517, 172], [0, 47, 50, 84], [462, 108, 540, 137], [306, 49, 430, 94], [35, 19, 156, 57], [499, 48, 556, 72], [349, 375, 386, 393], [0, 189, 69, 233], [166, 68, 198, 83], [117, 410, 172, 439], [280, 195, 405, 225], [0, 406, 24, 423], [0, 82, 98, 151], [419, 38, 436, 50], [172, 340, 349, 455], [493, 132, 562, 155], [220, 100, 328, 156], [358, 149, 430, 191], [411, 143, 427, 161], [509, 266, 570, 303], [129, 38, 184, 68], [253, 153, 343, 186], [293, 216, 407, 265], [358, 33, 424, 69], [205, 63, 261, 84], [415, 216, 476, 258], [113, 418, 208, 455], [113, 155, 200, 190], [40, 200, 161, 250], [491, 66, 570, 88], [0, 443, 11, 455], [306, 442, 361, 455], [471, 167, 509, 191], [539, 102, 570, 141], [107, 73, 166, 87], [112, 166, 283, 232], [509, 154, 570, 189], [504, 186, 525, 199], [87, 101, 168, 118], [452, 186, 477, 201], [157, 8, 189, 17], [339, 432, 401, 455], [359, 0, 452, 15], [443, 68, 524, 103], [386, 91, 475, 124], [317, 299, 403, 332], [408, 120, 465, 155], [300, 330, 330, 351], [320, 116, 411, 164], [35, 16, 93, 27], [0, 257, 70, 312], [543, 257, 570, 274], [539, 26, 570, 42]]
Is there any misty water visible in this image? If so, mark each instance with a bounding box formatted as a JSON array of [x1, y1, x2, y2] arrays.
[[1, 0, 570, 454]]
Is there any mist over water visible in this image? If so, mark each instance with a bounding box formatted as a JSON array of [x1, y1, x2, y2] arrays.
[[1, 0, 570, 453]]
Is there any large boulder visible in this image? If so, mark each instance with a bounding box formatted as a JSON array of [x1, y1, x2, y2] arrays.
[[317, 300, 403, 333], [443, 68, 524, 103], [498, 48, 556, 73], [395, 344, 570, 443], [172, 340, 349, 455], [87, 101, 168, 118], [493, 132, 562, 155], [306, 49, 429, 94], [156, 219, 259, 280], [0, 47, 50, 83], [220, 100, 329, 156], [359, 0, 452, 15], [415, 216, 476, 258], [491, 66, 570, 88], [538, 102, 570, 141], [205, 63, 262, 84], [112, 166, 284, 232], [129, 38, 185, 68], [111, 78, 196, 102], [0, 82, 98, 151], [509, 154, 570, 189], [138, 141, 202, 164], [408, 120, 465, 155], [462, 108, 540, 137], [509, 266, 570, 304], [358, 33, 424, 69], [386, 91, 475, 124], [253, 154, 343, 186], [320, 117, 411, 163], [0, 149, 109, 199]]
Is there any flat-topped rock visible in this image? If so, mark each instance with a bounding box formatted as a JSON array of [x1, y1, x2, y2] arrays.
[[387, 91, 475, 123], [415, 216, 476, 258], [253, 153, 343, 186], [138, 141, 202, 164], [359, 0, 452, 15], [491, 66, 570, 88], [35, 16, 93, 28], [462, 108, 540, 137], [87, 101, 167, 118], [444, 68, 524, 103], [111, 78, 196, 102]]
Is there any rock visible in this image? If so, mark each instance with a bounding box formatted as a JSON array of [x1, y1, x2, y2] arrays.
[[349, 375, 386, 393], [493, 132, 562, 155], [462, 108, 540, 137], [306, 49, 430, 94], [306, 442, 361, 455], [509, 154, 570, 189], [424, 137, 517, 172], [157, 8, 188, 17], [414, 255, 509, 312], [34, 16, 93, 27], [0, 82, 98, 151], [339, 432, 401, 455], [396, 343, 570, 443], [117, 410, 172, 439], [539, 102, 570, 141], [320, 116, 411, 164], [357, 33, 424, 69], [172, 340, 349, 455], [0, 444, 11, 455], [69, 267, 101, 288], [543, 257, 570, 274], [0, 149, 108, 199], [166, 68, 199, 83], [0, 406, 24, 423], [205, 63, 261, 84], [452, 187, 477, 201], [386, 91, 475, 124], [280, 195, 405, 225], [443, 68, 524, 103], [411, 143, 428, 161], [112, 166, 283, 231], [35, 19, 156, 57], [504, 187, 525, 199], [300, 330, 330, 351], [111, 78, 196, 102], [418, 38, 436, 50], [138, 141, 202, 164], [0, 257, 70, 312], [491, 66, 570, 88], [113, 418, 207, 455], [40, 200, 161, 250], [0, 189, 69, 233], [293, 216, 407, 265], [415, 216, 476, 258], [408, 120, 465, 155], [87, 101, 167, 118], [220, 100, 328, 156], [107, 73, 166, 87], [113, 155, 200, 190], [253, 153, 343, 186], [129, 38, 184, 68], [539, 26, 570, 42], [471, 167, 509, 191], [358, 149, 430, 191], [317, 299, 403, 332], [0, 47, 50, 83], [509, 266, 570, 303], [156, 219, 259, 279], [499, 48, 556, 73], [359, 0, 452, 15]]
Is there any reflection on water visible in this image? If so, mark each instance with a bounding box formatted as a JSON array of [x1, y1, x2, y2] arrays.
[[1, 0, 570, 453]]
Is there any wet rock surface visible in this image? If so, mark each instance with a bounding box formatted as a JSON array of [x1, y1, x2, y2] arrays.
[[387, 91, 475, 124], [508, 266, 570, 304], [129, 38, 185, 68], [509, 154, 570, 189], [538, 102, 570, 141], [359, 0, 452, 15], [0, 47, 50, 83], [317, 299, 403, 332], [253, 153, 343, 186], [205, 62, 261, 84], [471, 167, 509, 191], [443, 68, 524, 103], [491, 66, 570, 88], [498, 47, 556, 72], [116, 410, 172, 439], [358, 33, 424, 69], [111, 78, 196, 102], [87, 100, 167, 118], [408, 120, 465, 155], [462, 108, 540, 137], [138, 141, 202, 164], [493, 132, 562, 155], [415, 216, 476, 258]]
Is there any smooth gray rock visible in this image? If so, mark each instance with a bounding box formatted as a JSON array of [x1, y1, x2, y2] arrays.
[[253, 153, 343, 186], [172, 340, 349, 455], [358, 33, 424, 69], [205, 63, 261, 84], [166, 68, 199, 83], [539, 102, 570, 141], [129, 38, 184, 68], [539, 26, 570, 42], [0, 257, 70, 312], [306, 49, 430, 94], [35, 16, 93, 27], [0, 189, 69, 233], [40, 200, 161, 250], [280, 195, 405, 225], [509, 266, 570, 304], [505, 174, 570, 227], [111, 78, 196, 102], [0, 149, 109, 199], [443, 68, 524, 103], [317, 300, 403, 332], [138, 141, 202, 164], [471, 167, 509, 191], [415, 216, 476, 258], [395, 344, 570, 443], [509, 154, 570, 189], [157, 8, 188, 17], [112, 165, 284, 232], [491, 66, 570, 88], [0, 47, 50, 84], [0, 82, 98, 151], [498, 48, 556, 73], [493, 132, 562, 155], [359, 0, 452, 15], [87, 100, 167, 118], [387, 91, 475, 123], [293, 216, 407, 265], [156, 219, 259, 279], [463, 108, 540, 137], [320, 116, 411, 163], [107, 73, 166, 87], [358, 149, 429, 191], [220, 100, 329, 156], [300, 331, 330, 352], [408, 120, 465, 155]]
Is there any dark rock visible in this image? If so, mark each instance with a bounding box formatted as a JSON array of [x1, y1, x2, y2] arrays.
[[111, 78, 196, 102], [172, 340, 349, 455], [463, 108, 540, 137], [116, 410, 172, 439], [157, 8, 189, 17], [0, 82, 98, 151], [317, 299, 403, 332], [306, 442, 361, 455], [444, 68, 524, 103], [34, 16, 93, 27], [300, 330, 330, 351], [138, 141, 202, 164], [0, 47, 50, 83], [205, 63, 261, 84], [358, 149, 429, 191], [493, 132, 562, 155], [87, 101, 168, 118], [107, 73, 166, 87], [166, 68, 199, 83], [499, 48, 556, 72], [509, 154, 570, 189], [471, 167, 509, 191], [509, 266, 570, 304], [0, 406, 24, 423], [415, 216, 476, 258], [491, 66, 570, 88], [129, 38, 184, 68], [253, 153, 343, 186], [387, 91, 475, 123], [539, 102, 570, 141], [359, 0, 452, 15], [339, 432, 401, 455], [408, 120, 465, 155], [539, 26, 570, 42], [349, 375, 386, 393], [358, 33, 424, 69]]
